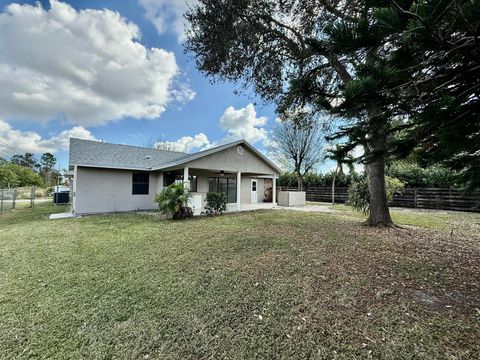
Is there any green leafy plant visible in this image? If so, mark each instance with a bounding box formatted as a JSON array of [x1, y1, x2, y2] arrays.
[[0, 164, 43, 188], [278, 171, 363, 188], [205, 192, 227, 215], [386, 162, 458, 188], [155, 183, 192, 219], [349, 176, 405, 214]]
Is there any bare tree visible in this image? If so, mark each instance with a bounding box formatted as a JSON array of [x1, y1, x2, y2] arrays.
[[269, 111, 325, 191], [154, 142, 175, 152]]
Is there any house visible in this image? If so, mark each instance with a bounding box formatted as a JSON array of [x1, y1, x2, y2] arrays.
[[69, 138, 281, 215]]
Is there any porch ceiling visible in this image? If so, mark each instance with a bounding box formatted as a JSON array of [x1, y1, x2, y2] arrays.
[[161, 167, 275, 177]]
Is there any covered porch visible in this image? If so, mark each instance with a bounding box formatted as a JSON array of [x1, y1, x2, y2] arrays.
[[161, 166, 277, 215]]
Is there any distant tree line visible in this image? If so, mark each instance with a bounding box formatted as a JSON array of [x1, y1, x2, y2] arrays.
[[278, 163, 459, 189], [0, 152, 60, 188]]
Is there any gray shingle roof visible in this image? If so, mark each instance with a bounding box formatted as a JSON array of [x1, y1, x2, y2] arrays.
[[69, 138, 188, 170], [69, 138, 282, 174]]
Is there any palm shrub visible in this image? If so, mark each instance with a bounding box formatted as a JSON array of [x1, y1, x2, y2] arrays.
[[205, 192, 227, 215], [349, 176, 404, 214], [155, 183, 192, 219]]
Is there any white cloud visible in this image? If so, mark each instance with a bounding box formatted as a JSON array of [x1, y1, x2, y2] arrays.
[[154, 132, 211, 153], [138, 0, 197, 42], [0, 0, 193, 126], [0, 119, 97, 154], [219, 104, 267, 144], [152, 104, 269, 154]]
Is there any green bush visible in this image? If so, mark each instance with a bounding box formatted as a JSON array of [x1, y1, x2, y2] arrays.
[[0, 165, 19, 188], [205, 192, 227, 215], [348, 176, 405, 214], [386, 162, 458, 187], [278, 162, 459, 189], [278, 172, 298, 187], [0, 164, 43, 188], [155, 183, 192, 218], [278, 171, 362, 188], [348, 177, 370, 214]]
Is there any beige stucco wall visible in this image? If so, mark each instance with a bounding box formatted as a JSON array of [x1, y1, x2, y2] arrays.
[[74, 167, 159, 214], [181, 145, 278, 174], [278, 191, 306, 207], [240, 177, 266, 204], [73, 147, 276, 214]]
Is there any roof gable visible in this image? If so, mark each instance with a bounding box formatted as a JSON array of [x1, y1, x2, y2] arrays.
[[155, 140, 282, 174], [69, 138, 282, 174]]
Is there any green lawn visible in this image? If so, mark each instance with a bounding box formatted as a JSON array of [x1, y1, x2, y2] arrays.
[[1, 204, 479, 359]]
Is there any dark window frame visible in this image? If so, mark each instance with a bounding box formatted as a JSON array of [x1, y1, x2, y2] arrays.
[[132, 171, 149, 195], [163, 173, 197, 192], [209, 177, 237, 203]]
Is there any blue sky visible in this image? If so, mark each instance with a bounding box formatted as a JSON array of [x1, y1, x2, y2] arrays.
[[0, 0, 337, 172]]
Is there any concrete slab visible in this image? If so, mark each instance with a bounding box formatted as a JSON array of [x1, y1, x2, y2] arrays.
[[49, 213, 79, 219]]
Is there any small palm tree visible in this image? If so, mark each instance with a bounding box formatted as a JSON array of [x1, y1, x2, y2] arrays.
[[155, 183, 192, 219], [327, 145, 355, 204]]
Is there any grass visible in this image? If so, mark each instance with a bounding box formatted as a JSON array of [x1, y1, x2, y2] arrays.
[[311, 201, 480, 232], [1, 204, 479, 359]]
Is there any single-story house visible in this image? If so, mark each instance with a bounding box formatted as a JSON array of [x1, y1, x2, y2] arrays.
[[69, 138, 281, 215]]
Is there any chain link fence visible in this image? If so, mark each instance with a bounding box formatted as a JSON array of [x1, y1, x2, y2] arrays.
[[0, 187, 36, 214]]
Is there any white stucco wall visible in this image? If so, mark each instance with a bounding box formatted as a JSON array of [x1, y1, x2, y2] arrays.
[[74, 167, 159, 214]]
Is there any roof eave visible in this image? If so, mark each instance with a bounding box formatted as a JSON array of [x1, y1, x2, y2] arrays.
[[71, 163, 154, 171], [151, 139, 283, 174]]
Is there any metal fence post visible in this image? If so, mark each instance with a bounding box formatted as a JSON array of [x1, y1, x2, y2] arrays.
[[30, 186, 36, 208]]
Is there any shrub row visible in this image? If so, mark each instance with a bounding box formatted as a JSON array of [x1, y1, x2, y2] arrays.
[[278, 163, 459, 189]]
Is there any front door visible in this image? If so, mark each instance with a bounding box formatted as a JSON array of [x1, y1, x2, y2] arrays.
[[251, 179, 258, 203]]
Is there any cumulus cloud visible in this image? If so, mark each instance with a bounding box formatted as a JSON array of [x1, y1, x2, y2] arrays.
[[154, 133, 211, 153], [152, 104, 269, 154], [0, 0, 193, 126], [0, 119, 97, 154], [138, 0, 197, 42], [219, 104, 268, 144]]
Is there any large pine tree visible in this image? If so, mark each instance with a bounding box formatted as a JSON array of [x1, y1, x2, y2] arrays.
[[185, 0, 479, 225], [380, 0, 480, 189]]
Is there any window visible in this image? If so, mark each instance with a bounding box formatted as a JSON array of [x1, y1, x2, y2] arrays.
[[209, 177, 237, 203], [163, 173, 197, 192], [132, 172, 149, 195]]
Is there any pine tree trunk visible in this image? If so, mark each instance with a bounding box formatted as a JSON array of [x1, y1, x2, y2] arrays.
[[365, 122, 393, 227]]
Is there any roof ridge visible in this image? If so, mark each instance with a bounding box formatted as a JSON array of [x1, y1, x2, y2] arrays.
[[70, 137, 187, 155]]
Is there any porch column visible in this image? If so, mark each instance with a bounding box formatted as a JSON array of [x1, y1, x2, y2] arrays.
[[236, 171, 241, 211], [183, 167, 189, 190], [272, 174, 277, 207]]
